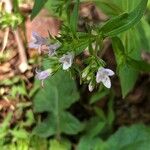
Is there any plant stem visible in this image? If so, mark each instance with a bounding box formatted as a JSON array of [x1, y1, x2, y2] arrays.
[[54, 87, 61, 140]]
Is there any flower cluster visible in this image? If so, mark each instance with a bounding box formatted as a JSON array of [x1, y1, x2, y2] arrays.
[[82, 59, 114, 92], [82, 65, 114, 92], [29, 32, 74, 86], [29, 31, 114, 90]]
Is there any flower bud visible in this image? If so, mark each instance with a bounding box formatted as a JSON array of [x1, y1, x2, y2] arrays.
[[88, 82, 94, 92]]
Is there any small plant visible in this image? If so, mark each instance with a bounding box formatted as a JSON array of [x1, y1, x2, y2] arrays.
[[1, 0, 150, 149], [31, 0, 150, 149], [31, 0, 150, 96]]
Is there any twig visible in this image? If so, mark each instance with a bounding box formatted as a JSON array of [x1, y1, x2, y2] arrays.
[[2, 0, 28, 72], [1, 28, 9, 53], [14, 29, 28, 72]]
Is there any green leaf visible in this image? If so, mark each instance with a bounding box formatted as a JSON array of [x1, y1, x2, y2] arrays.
[[77, 136, 103, 150], [100, 0, 148, 37], [61, 32, 90, 55], [94, 0, 123, 16], [31, 0, 48, 20], [33, 113, 56, 137], [10, 128, 29, 139], [33, 111, 84, 137], [111, 37, 125, 65], [30, 136, 48, 150], [84, 117, 106, 138], [33, 70, 82, 137], [107, 93, 115, 126], [59, 111, 84, 135], [140, 19, 150, 51], [33, 70, 79, 113], [136, 20, 150, 50], [0, 112, 12, 139], [112, 37, 138, 98], [127, 57, 150, 72], [105, 124, 150, 150], [119, 63, 138, 98], [0, 76, 20, 86], [50, 139, 71, 150], [20, 110, 35, 127], [90, 88, 109, 104], [70, 0, 79, 34]]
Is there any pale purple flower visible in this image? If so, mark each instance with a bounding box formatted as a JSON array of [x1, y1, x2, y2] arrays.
[[35, 69, 52, 87], [48, 43, 61, 56], [59, 52, 74, 70], [29, 32, 47, 53], [96, 67, 114, 88]]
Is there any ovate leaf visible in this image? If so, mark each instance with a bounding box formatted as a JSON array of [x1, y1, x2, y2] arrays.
[[33, 70, 82, 137], [33, 70, 79, 113]]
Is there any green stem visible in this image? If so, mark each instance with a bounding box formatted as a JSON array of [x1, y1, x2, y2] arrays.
[[54, 87, 61, 140]]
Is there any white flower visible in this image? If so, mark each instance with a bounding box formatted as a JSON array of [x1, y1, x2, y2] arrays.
[[59, 52, 74, 70], [35, 69, 52, 87], [48, 43, 60, 56], [88, 82, 94, 92], [96, 67, 114, 88]]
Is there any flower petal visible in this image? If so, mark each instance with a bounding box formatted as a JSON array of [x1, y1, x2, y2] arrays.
[[96, 71, 103, 83], [28, 42, 39, 49], [101, 75, 111, 88], [36, 69, 51, 80], [59, 52, 74, 70], [31, 31, 47, 45], [63, 62, 71, 70], [102, 68, 115, 76]]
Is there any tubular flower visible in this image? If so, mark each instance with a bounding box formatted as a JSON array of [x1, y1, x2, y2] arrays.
[[35, 69, 52, 87], [96, 67, 114, 88], [29, 32, 47, 53], [59, 52, 74, 70], [48, 43, 60, 56]]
